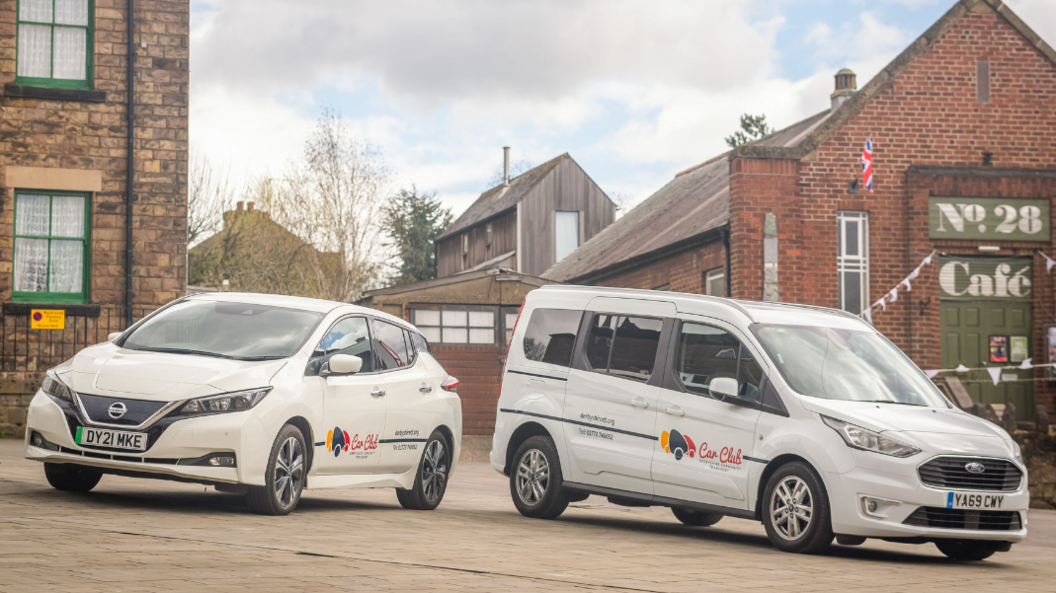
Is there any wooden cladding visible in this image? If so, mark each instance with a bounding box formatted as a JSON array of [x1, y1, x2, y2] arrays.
[[437, 209, 517, 277]]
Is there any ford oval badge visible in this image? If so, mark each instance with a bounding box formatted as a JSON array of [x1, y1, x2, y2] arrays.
[[965, 462, 986, 474]]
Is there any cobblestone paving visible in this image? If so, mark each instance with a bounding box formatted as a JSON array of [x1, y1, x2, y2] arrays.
[[2, 440, 1054, 592]]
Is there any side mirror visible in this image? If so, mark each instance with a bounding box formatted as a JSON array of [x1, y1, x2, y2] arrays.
[[708, 377, 739, 401], [108, 332, 122, 342], [323, 354, 363, 376]]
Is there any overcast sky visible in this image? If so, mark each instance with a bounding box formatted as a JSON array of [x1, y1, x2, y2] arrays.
[[189, 0, 1056, 217]]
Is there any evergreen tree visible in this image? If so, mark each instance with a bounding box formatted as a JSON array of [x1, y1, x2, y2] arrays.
[[725, 113, 775, 148], [384, 188, 453, 285]]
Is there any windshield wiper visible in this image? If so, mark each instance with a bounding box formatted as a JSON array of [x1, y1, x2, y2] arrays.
[[857, 399, 926, 406], [132, 347, 235, 359]]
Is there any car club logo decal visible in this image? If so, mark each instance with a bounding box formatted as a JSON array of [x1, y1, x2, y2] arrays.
[[661, 429, 743, 468], [326, 427, 379, 457]]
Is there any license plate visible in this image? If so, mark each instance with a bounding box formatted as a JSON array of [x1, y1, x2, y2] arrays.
[[947, 492, 1005, 510], [75, 426, 147, 452]]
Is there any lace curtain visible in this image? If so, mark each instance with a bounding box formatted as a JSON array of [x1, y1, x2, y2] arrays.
[[14, 194, 85, 294], [16, 24, 51, 78], [17, 0, 88, 80]]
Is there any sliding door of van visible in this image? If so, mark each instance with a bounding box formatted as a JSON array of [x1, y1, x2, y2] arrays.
[[563, 298, 675, 495]]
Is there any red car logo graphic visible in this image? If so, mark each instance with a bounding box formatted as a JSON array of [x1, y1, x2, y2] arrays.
[[661, 430, 695, 460]]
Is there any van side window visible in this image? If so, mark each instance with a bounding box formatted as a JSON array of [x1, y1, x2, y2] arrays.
[[678, 323, 763, 401], [373, 320, 411, 370], [522, 309, 582, 367], [586, 314, 663, 382], [307, 317, 375, 376]]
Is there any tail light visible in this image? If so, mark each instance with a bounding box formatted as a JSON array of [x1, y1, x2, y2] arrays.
[[441, 376, 459, 393]]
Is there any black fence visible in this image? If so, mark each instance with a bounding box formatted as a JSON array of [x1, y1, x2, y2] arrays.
[[0, 305, 156, 373]]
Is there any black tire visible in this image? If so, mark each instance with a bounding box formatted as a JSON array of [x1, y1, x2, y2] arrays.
[[761, 461, 834, 554], [396, 430, 451, 511], [44, 463, 102, 493], [509, 435, 568, 519], [246, 424, 306, 516], [935, 540, 998, 561], [672, 507, 723, 527]]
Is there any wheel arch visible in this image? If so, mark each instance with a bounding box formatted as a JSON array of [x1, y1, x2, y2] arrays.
[[432, 424, 457, 457], [754, 453, 819, 520], [285, 416, 315, 474], [503, 421, 556, 476]]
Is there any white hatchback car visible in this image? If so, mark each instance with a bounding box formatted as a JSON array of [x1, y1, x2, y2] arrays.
[[492, 286, 1027, 560], [25, 293, 461, 515]]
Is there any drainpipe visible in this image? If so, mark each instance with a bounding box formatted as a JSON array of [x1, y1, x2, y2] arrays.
[[723, 227, 732, 298], [125, 0, 135, 327]]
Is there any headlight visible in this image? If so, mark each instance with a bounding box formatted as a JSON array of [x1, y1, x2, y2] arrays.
[[178, 388, 272, 416], [821, 415, 921, 458], [1010, 440, 1023, 463], [41, 370, 74, 403]]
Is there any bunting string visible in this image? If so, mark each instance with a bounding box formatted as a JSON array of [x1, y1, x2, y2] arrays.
[[860, 250, 936, 324], [923, 358, 1055, 385]]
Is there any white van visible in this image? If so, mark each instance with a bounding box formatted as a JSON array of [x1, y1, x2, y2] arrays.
[[491, 286, 1027, 560]]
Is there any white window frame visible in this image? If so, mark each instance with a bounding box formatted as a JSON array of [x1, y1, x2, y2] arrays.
[[837, 212, 869, 314], [705, 268, 725, 297], [412, 305, 499, 346], [554, 210, 580, 263]]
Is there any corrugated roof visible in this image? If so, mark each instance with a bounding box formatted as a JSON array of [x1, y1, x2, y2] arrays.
[[437, 153, 568, 241], [544, 155, 730, 283]]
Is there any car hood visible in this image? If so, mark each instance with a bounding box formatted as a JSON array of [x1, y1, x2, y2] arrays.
[[59, 343, 288, 402], [801, 398, 1008, 439]]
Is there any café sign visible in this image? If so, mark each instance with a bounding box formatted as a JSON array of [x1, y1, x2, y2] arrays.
[[938, 257, 1032, 301], [929, 197, 1050, 242]]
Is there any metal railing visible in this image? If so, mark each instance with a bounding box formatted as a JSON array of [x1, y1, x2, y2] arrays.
[[0, 305, 156, 373]]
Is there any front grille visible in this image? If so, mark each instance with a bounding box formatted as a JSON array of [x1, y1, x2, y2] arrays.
[[77, 393, 168, 427], [903, 507, 1022, 531], [918, 457, 1022, 492]]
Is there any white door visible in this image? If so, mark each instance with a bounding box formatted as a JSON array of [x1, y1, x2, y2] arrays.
[[371, 318, 435, 475], [563, 298, 673, 495], [313, 316, 387, 475], [652, 320, 763, 510]]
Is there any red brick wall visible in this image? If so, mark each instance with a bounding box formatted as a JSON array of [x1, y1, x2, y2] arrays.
[[429, 344, 506, 436], [594, 242, 726, 294]]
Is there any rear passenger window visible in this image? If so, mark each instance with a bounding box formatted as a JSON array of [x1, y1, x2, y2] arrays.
[[522, 309, 582, 367], [409, 330, 429, 354], [678, 323, 763, 401], [586, 314, 663, 382], [374, 320, 411, 370]]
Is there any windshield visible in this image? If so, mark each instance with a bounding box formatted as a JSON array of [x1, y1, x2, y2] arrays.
[[122, 300, 325, 360], [752, 324, 950, 407]]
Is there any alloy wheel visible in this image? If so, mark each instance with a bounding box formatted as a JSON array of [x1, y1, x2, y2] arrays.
[[769, 475, 813, 540], [422, 439, 448, 504], [273, 436, 304, 508], [516, 449, 549, 506]]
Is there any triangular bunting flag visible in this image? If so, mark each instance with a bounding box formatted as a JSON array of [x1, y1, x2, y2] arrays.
[[986, 367, 1002, 385], [863, 308, 873, 324], [1041, 252, 1056, 273], [888, 287, 898, 303], [925, 370, 940, 379], [922, 253, 933, 266], [1019, 358, 1033, 370], [907, 267, 921, 281], [876, 298, 886, 312], [901, 278, 911, 292], [955, 364, 970, 373]]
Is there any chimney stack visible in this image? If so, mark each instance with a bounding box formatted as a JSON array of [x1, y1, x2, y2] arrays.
[[236, 201, 244, 212], [831, 68, 857, 111], [246, 201, 254, 212], [503, 146, 511, 186]]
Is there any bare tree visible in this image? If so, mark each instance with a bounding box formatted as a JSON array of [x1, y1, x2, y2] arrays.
[[187, 152, 239, 247]]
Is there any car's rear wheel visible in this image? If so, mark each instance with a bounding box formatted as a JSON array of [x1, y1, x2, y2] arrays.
[[44, 463, 102, 493], [246, 424, 306, 516], [672, 507, 723, 527], [935, 539, 998, 561], [396, 430, 451, 511], [761, 461, 834, 554], [510, 435, 568, 519]]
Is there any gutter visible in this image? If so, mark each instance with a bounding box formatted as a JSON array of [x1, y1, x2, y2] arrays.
[[125, 0, 135, 326], [723, 227, 731, 298]]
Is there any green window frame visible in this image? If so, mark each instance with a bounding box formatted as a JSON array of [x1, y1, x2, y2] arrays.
[[12, 190, 92, 304], [15, 0, 94, 90]]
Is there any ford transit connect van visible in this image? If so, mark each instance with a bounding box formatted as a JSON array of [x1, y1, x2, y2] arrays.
[[491, 286, 1027, 560]]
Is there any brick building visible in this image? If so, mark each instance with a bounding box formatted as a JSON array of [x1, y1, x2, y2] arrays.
[[547, 0, 1056, 420], [0, 0, 189, 436]]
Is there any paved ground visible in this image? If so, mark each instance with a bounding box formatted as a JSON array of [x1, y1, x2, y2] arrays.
[[1, 440, 1055, 593]]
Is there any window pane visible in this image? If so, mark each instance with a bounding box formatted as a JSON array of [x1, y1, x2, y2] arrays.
[[53, 27, 87, 80], [442, 327, 468, 344], [442, 310, 467, 327], [843, 220, 859, 257], [468, 310, 494, 328], [51, 195, 85, 238], [842, 271, 862, 314], [678, 324, 740, 396], [20, 0, 53, 22], [523, 309, 582, 367], [17, 24, 52, 78], [585, 314, 616, 370], [16, 194, 51, 236], [409, 331, 429, 353], [469, 328, 494, 344], [738, 348, 765, 402], [55, 0, 88, 25], [14, 238, 49, 292], [374, 321, 411, 369], [313, 317, 373, 374], [420, 327, 441, 343], [49, 240, 83, 293], [609, 317, 663, 381], [555, 211, 580, 263], [413, 309, 440, 326], [705, 269, 724, 297]]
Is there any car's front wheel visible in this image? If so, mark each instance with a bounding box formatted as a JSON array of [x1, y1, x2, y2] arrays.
[[510, 435, 568, 519], [44, 463, 102, 493], [935, 539, 999, 561], [761, 461, 834, 554], [672, 507, 723, 527], [396, 430, 451, 511], [246, 424, 306, 516]]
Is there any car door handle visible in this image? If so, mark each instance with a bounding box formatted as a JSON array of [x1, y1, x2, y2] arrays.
[[665, 405, 685, 417], [629, 397, 649, 409], [419, 386, 432, 393], [371, 389, 386, 397]]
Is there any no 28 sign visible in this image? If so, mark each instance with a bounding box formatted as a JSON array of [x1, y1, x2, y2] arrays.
[[929, 197, 1050, 242]]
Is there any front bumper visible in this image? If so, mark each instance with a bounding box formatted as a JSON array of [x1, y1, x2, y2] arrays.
[[24, 390, 271, 486], [825, 455, 1028, 542]]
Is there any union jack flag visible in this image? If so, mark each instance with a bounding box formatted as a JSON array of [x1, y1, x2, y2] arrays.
[[862, 137, 874, 193]]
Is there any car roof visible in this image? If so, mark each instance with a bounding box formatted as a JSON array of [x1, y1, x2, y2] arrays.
[[182, 292, 420, 332], [531, 285, 870, 331]]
